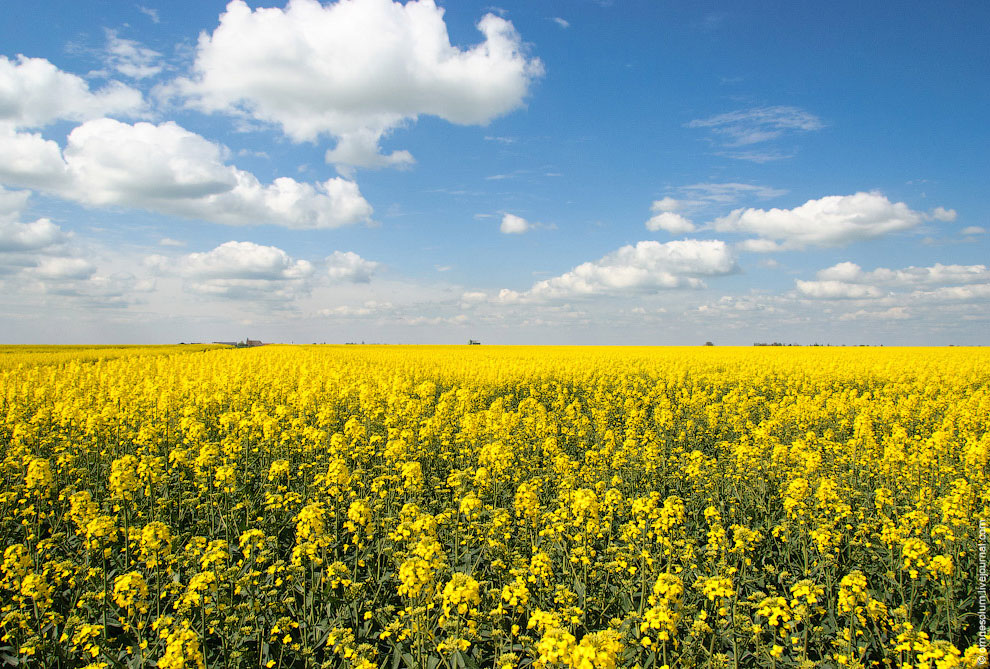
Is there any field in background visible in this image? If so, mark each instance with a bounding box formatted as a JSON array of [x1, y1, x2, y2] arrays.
[[0, 344, 224, 370], [1, 345, 986, 668]]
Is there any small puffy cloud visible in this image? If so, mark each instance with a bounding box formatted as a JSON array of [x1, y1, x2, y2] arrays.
[[736, 239, 784, 253], [687, 105, 824, 147], [461, 291, 487, 304], [0, 218, 66, 253], [646, 198, 695, 233], [838, 307, 911, 321], [500, 239, 737, 301], [795, 279, 884, 299], [797, 261, 990, 301], [105, 30, 164, 80], [32, 257, 96, 280], [176, 0, 544, 170], [650, 197, 683, 213], [0, 186, 67, 254], [714, 192, 924, 250], [815, 260, 990, 287], [177, 240, 314, 300], [159, 237, 186, 247], [930, 206, 957, 222], [318, 300, 393, 317], [326, 250, 379, 283], [552, 17, 570, 28], [500, 213, 530, 234], [961, 226, 985, 235], [0, 55, 144, 128], [645, 212, 694, 234], [0, 118, 373, 229], [909, 284, 990, 302]]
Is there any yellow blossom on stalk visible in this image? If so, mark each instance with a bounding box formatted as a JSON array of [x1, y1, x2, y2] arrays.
[[514, 481, 542, 522], [69, 490, 98, 529], [345, 499, 373, 533], [199, 540, 229, 570], [84, 515, 119, 553], [181, 572, 217, 608], [109, 454, 140, 500], [113, 571, 149, 614], [901, 537, 930, 579], [20, 573, 53, 610], [442, 572, 481, 617], [757, 596, 792, 628], [267, 459, 290, 481], [501, 576, 530, 610], [238, 529, 266, 561], [2, 544, 32, 588], [401, 461, 423, 490], [213, 463, 236, 492], [459, 492, 482, 520], [528, 551, 553, 586], [928, 554, 953, 582], [696, 575, 734, 602], [70, 624, 104, 659], [25, 457, 53, 492], [159, 623, 205, 669], [536, 627, 577, 667], [655, 495, 686, 534], [140, 521, 173, 567], [837, 570, 871, 618], [729, 524, 763, 555], [789, 578, 825, 620], [571, 488, 599, 524], [295, 503, 328, 545], [651, 573, 685, 606], [570, 630, 623, 669], [398, 557, 433, 598]]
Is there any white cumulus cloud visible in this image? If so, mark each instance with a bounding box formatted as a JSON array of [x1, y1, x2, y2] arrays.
[[175, 240, 314, 300], [498, 239, 737, 302], [815, 261, 990, 286], [175, 0, 543, 170], [646, 212, 695, 234], [714, 192, 924, 250], [796, 261, 990, 301], [500, 213, 530, 234], [32, 257, 97, 280], [0, 186, 68, 255], [0, 55, 144, 128], [0, 118, 374, 229], [795, 279, 884, 299], [930, 206, 957, 222], [326, 250, 379, 283], [0, 218, 66, 253]]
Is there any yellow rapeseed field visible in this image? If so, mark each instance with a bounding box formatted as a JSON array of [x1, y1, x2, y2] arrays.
[[0, 344, 986, 668]]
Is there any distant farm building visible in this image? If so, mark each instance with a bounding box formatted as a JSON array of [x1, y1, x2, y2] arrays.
[[468, 339, 481, 345]]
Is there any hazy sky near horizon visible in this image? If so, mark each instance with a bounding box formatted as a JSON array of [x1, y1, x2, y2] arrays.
[[1, 0, 988, 345]]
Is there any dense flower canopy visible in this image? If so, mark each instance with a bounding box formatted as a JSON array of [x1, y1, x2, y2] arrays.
[[0, 344, 986, 667]]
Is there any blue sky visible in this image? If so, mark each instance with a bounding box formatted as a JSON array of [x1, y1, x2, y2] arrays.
[[1, 0, 987, 345]]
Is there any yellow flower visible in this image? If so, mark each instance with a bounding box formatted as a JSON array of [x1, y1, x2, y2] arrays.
[[112, 571, 149, 613], [25, 457, 54, 491], [442, 572, 481, 617]]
